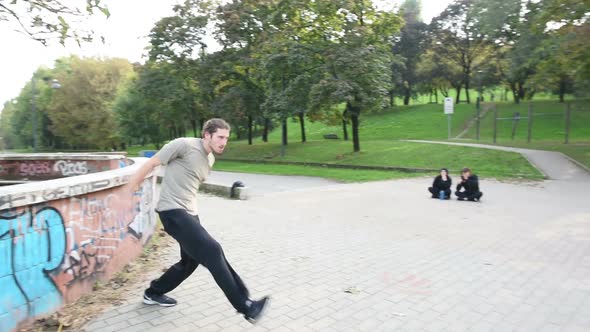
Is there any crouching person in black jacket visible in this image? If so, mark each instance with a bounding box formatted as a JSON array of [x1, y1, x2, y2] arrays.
[[455, 167, 483, 201], [428, 168, 452, 199]]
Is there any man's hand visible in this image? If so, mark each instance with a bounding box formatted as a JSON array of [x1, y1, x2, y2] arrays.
[[122, 156, 161, 197], [121, 181, 138, 197]]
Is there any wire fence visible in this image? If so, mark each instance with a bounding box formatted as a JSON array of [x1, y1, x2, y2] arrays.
[[469, 100, 589, 144]]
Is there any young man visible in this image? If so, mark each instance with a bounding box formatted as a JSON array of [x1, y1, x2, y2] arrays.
[[125, 118, 269, 324], [455, 167, 483, 201]]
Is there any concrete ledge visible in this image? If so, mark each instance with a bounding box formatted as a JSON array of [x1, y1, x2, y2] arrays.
[[155, 173, 249, 200], [200, 182, 249, 200], [0, 157, 158, 332], [0, 158, 147, 210], [0, 153, 126, 160]]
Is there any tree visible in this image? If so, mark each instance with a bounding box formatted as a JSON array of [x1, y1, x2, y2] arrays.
[[0, 0, 110, 45], [112, 72, 168, 149], [0, 100, 19, 149], [532, 0, 590, 98], [392, 0, 429, 105], [0, 67, 62, 149], [213, 0, 274, 144], [147, 0, 212, 137], [307, 0, 402, 152], [471, 0, 543, 103], [430, 0, 493, 104], [48, 56, 133, 149]]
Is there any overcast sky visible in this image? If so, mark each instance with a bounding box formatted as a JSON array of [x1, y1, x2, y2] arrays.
[[0, 0, 452, 106]]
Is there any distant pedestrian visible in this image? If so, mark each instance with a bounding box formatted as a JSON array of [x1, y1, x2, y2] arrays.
[[455, 167, 483, 201], [428, 168, 452, 199], [125, 118, 270, 324]]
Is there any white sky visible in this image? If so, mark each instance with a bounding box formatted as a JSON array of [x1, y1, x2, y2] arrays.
[[0, 0, 452, 106]]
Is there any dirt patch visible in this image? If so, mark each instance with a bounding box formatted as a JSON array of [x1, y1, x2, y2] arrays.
[[17, 224, 175, 332]]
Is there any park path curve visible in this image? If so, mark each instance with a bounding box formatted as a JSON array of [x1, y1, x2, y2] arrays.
[[404, 140, 590, 182]]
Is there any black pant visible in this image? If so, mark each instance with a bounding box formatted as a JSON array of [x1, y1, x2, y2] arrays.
[[455, 190, 481, 200], [146, 209, 250, 314], [428, 187, 451, 199]]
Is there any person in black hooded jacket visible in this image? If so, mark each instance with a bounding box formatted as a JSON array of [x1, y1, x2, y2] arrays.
[[455, 167, 483, 201], [428, 168, 452, 199]]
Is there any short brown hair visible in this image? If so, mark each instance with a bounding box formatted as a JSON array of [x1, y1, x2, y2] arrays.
[[202, 118, 231, 137]]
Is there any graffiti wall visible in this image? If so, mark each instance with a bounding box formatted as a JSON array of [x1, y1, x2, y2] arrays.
[[0, 158, 157, 332], [0, 154, 125, 181]]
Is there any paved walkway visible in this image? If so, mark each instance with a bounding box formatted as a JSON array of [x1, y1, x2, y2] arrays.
[[404, 140, 590, 181], [82, 150, 590, 332]]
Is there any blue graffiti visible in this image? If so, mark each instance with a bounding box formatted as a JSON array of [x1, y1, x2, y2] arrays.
[[0, 207, 66, 332]]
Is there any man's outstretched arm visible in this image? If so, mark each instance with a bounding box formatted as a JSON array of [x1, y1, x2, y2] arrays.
[[125, 156, 162, 193]]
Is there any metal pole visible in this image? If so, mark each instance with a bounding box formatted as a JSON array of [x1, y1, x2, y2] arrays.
[[526, 102, 533, 143], [565, 102, 571, 144], [476, 99, 481, 140], [31, 78, 37, 152], [448, 114, 451, 140], [493, 104, 498, 144]]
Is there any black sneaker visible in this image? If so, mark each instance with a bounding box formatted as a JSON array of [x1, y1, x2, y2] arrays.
[[143, 292, 177, 307], [476, 192, 483, 201], [457, 197, 465, 201], [244, 296, 270, 324]]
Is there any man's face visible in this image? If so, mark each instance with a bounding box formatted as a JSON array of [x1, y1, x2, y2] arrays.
[[204, 129, 230, 154], [462, 171, 471, 178]]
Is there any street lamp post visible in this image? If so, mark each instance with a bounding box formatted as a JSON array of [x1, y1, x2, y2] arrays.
[[31, 77, 60, 152]]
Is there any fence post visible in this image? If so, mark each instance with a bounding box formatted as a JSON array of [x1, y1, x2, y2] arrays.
[[476, 98, 481, 140], [493, 104, 498, 144], [511, 112, 520, 140], [527, 102, 533, 143], [565, 102, 571, 144]]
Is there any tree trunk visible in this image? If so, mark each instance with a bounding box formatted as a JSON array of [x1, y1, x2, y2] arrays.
[[558, 79, 566, 103], [511, 82, 520, 104], [518, 83, 526, 101], [351, 112, 360, 152], [190, 119, 197, 138], [298, 112, 306, 143], [435, 88, 439, 104], [455, 85, 462, 104], [389, 89, 395, 107], [262, 118, 269, 142], [403, 86, 411, 105], [248, 116, 253, 145], [465, 78, 471, 104], [281, 118, 288, 146], [342, 118, 349, 141]]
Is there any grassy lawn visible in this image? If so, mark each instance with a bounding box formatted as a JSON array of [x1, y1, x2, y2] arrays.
[[266, 103, 478, 143], [221, 140, 542, 179], [460, 100, 590, 168], [214, 160, 422, 182], [121, 100, 585, 181]]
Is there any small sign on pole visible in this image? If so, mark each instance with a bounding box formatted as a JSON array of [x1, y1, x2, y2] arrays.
[[444, 97, 454, 114], [444, 97, 453, 139]]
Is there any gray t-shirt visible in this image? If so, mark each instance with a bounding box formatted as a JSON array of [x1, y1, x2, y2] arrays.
[[155, 138, 215, 215]]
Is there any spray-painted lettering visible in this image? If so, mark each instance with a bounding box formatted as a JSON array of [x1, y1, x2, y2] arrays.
[[18, 161, 51, 177], [53, 160, 89, 176]]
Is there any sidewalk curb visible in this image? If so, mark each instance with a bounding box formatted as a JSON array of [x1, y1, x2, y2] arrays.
[[560, 152, 590, 174]]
